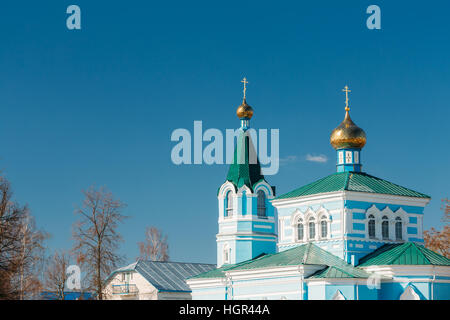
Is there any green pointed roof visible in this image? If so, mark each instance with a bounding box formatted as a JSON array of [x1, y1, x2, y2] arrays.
[[190, 243, 371, 279], [358, 242, 450, 267], [274, 171, 430, 200], [225, 129, 265, 191]]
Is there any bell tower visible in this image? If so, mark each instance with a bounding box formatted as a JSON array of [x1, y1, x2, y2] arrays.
[[216, 78, 277, 267]]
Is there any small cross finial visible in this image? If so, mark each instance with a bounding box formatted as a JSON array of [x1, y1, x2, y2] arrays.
[[241, 77, 248, 100], [342, 85, 351, 111]]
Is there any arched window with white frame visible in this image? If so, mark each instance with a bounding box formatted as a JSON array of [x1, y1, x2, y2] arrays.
[[308, 217, 316, 240], [320, 216, 328, 238], [225, 191, 233, 218], [257, 190, 266, 218], [382, 216, 389, 240], [395, 217, 403, 240], [296, 218, 304, 241], [368, 214, 376, 239]]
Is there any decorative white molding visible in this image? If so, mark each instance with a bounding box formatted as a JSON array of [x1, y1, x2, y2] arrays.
[[332, 290, 346, 300], [271, 192, 345, 208], [218, 181, 236, 199], [253, 180, 275, 198], [343, 191, 430, 207], [360, 265, 450, 278], [237, 184, 252, 196], [399, 285, 420, 300], [254, 224, 273, 229]]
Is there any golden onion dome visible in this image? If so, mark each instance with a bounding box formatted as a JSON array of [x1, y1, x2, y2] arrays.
[[330, 109, 366, 149], [236, 98, 254, 119]]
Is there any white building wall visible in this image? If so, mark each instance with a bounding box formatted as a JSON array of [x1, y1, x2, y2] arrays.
[[103, 271, 192, 300]]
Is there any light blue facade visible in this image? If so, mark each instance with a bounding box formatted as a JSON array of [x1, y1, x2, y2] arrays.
[[307, 282, 378, 300], [216, 182, 277, 267], [276, 195, 427, 266]]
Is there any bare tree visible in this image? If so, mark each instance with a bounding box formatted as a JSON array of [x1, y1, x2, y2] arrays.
[[424, 198, 449, 258], [72, 186, 127, 300], [15, 216, 47, 300], [138, 226, 169, 261], [0, 176, 47, 300], [45, 250, 70, 300]]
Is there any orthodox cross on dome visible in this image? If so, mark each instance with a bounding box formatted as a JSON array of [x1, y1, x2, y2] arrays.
[[342, 85, 351, 111], [241, 77, 249, 100]]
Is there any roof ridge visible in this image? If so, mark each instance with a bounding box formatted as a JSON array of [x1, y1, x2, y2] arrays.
[[357, 243, 393, 266], [330, 265, 358, 277], [417, 244, 450, 264], [387, 243, 413, 265], [302, 243, 312, 264], [411, 243, 433, 264], [343, 171, 352, 190], [223, 253, 270, 271]]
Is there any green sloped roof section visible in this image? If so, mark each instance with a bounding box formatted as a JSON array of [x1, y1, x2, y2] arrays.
[[358, 242, 450, 267], [190, 244, 372, 280], [274, 173, 347, 200], [188, 254, 267, 279], [225, 129, 265, 191], [188, 266, 227, 279], [231, 243, 370, 278], [275, 172, 430, 200], [308, 265, 369, 279]]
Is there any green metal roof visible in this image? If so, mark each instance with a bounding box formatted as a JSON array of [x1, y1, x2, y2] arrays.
[[225, 129, 265, 191], [191, 243, 371, 279], [308, 265, 369, 279], [274, 171, 430, 200], [358, 242, 450, 267], [188, 256, 261, 279], [232, 243, 370, 279]]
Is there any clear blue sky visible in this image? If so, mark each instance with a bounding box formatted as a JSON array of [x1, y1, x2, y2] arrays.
[[0, 1, 448, 264]]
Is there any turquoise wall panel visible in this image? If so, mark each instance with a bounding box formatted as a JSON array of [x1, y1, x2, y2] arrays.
[[407, 227, 418, 234]]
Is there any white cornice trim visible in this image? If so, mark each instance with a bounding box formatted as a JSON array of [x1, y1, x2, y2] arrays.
[[306, 278, 368, 285], [343, 191, 430, 206], [272, 190, 430, 208], [219, 215, 275, 223], [360, 265, 450, 277], [271, 192, 344, 208]]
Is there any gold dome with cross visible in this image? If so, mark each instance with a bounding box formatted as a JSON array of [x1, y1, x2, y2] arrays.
[[330, 86, 367, 150], [236, 77, 254, 119]]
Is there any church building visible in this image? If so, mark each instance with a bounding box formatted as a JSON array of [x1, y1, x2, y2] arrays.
[[186, 83, 450, 300]]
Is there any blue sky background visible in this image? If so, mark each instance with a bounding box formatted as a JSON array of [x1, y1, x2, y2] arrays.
[[0, 1, 448, 265]]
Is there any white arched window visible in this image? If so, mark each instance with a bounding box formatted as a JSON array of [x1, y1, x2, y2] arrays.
[[382, 216, 389, 240], [308, 217, 316, 240], [395, 217, 403, 240], [225, 191, 233, 218], [320, 217, 328, 238], [368, 214, 376, 239], [257, 190, 266, 218], [296, 218, 304, 241]]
